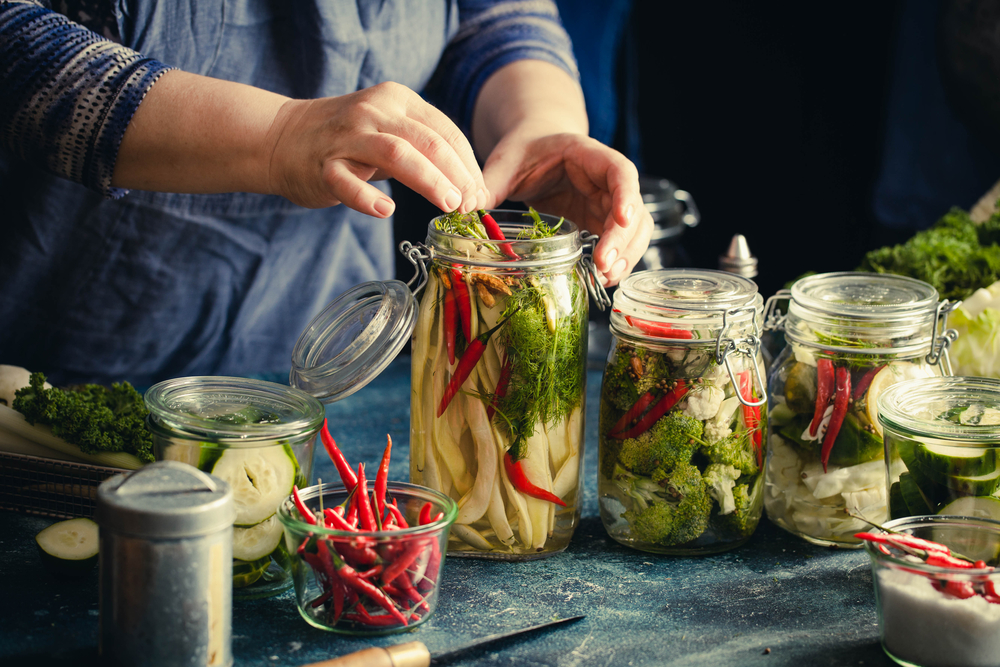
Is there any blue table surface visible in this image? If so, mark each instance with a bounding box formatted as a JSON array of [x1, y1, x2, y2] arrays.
[[0, 358, 891, 667]]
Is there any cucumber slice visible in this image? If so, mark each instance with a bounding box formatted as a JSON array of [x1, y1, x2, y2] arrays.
[[888, 481, 908, 519], [211, 446, 297, 525], [899, 472, 935, 516], [917, 443, 996, 479], [942, 468, 1000, 497], [826, 412, 884, 467], [938, 496, 1000, 521], [232, 515, 284, 561], [232, 556, 272, 588], [35, 518, 99, 576]]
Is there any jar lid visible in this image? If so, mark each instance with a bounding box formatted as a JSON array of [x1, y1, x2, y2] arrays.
[[144, 376, 325, 442], [611, 268, 762, 341], [289, 279, 416, 402], [96, 461, 235, 538], [878, 376, 1000, 443], [785, 272, 941, 354]]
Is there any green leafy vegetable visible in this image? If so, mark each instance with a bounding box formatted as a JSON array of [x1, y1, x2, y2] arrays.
[[950, 279, 1000, 378], [858, 206, 1000, 300], [13, 372, 153, 463]]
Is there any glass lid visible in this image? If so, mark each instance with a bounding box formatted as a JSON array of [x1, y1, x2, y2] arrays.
[[611, 269, 762, 340], [144, 376, 325, 441], [790, 272, 939, 321], [878, 376, 1000, 443], [289, 279, 416, 403]]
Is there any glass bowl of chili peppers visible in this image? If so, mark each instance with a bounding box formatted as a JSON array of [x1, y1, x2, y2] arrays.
[[859, 515, 1000, 667], [277, 474, 457, 635]]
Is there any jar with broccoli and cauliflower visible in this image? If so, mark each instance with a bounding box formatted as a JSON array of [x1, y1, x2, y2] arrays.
[[598, 269, 766, 555], [763, 272, 956, 548]]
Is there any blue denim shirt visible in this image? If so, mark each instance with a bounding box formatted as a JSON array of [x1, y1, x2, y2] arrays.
[[0, 0, 575, 387]]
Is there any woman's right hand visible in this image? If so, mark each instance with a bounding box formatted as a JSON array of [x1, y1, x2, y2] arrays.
[[266, 81, 487, 217]]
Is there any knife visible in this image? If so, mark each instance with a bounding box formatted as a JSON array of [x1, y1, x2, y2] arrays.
[[299, 615, 585, 667]]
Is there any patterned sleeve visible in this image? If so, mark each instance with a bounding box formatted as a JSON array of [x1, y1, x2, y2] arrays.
[[0, 0, 174, 198], [424, 0, 579, 134]]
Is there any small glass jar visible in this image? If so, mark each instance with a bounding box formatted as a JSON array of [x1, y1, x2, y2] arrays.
[[146, 377, 325, 599], [880, 376, 1000, 521], [763, 272, 957, 547], [598, 269, 766, 555], [405, 210, 608, 559]]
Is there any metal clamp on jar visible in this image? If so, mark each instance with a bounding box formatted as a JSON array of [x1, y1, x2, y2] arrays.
[[762, 272, 958, 547], [597, 268, 766, 555]]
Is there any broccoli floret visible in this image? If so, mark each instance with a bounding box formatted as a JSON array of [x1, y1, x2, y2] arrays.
[[700, 429, 758, 476], [13, 372, 153, 462], [703, 463, 741, 514], [617, 412, 704, 476], [620, 461, 712, 545], [713, 482, 761, 539]]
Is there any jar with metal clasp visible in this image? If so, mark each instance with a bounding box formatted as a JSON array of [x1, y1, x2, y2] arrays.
[[762, 272, 958, 547], [598, 268, 767, 555]]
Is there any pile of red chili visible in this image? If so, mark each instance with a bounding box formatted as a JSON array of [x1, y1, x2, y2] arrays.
[[288, 420, 446, 629], [856, 531, 1000, 603]]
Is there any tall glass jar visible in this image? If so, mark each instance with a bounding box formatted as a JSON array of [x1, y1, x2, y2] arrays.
[[879, 376, 1000, 521], [598, 269, 767, 555], [406, 210, 608, 559], [763, 272, 957, 547], [145, 377, 325, 599]]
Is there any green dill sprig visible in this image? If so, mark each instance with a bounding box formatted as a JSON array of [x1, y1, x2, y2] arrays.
[[519, 207, 564, 239]]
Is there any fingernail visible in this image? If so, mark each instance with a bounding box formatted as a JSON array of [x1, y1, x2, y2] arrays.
[[625, 204, 634, 225], [612, 258, 627, 277], [476, 188, 485, 209], [374, 198, 395, 217], [463, 196, 478, 213], [604, 248, 618, 268], [444, 189, 462, 211]]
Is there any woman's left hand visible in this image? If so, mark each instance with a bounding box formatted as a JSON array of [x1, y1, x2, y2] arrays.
[[482, 129, 652, 286]]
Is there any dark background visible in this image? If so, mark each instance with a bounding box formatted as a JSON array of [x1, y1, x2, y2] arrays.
[[395, 2, 906, 301]]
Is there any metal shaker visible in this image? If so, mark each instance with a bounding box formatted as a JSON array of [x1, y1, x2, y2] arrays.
[[96, 461, 235, 667]]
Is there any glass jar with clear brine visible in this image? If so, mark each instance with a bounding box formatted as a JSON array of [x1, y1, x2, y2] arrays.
[[598, 269, 767, 555], [406, 209, 608, 559], [763, 272, 957, 547], [146, 377, 325, 599]]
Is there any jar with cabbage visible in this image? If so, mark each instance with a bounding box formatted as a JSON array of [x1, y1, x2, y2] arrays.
[[763, 272, 957, 547]]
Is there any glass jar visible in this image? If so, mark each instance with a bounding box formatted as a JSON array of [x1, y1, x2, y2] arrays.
[[879, 376, 1000, 521], [405, 210, 608, 559], [763, 272, 957, 547], [145, 377, 325, 599], [598, 268, 766, 555]]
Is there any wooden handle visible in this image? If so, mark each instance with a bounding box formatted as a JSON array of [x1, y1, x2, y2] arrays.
[[299, 641, 430, 667]]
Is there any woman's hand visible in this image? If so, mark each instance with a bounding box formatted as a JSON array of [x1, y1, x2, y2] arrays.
[[267, 81, 487, 216], [482, 128, 652, 286], [115, 73, 487, 217]]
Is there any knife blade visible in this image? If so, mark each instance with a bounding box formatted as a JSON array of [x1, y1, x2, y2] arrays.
[[299, 615, 584, 667]]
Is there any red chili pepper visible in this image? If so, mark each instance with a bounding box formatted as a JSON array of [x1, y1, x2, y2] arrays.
[[438, 309, 518, 417], [983, 580, 1000, 604], [443, 285, 457, 365], [418, 543, 441, 593], [450, 266, 472, 342], [381, 539, 427, 585], [374, 435, 391, 525], [343, 611, 402, 627], [331, 553, 408, 626], [387, 499, 409, 528], [480, 211, 520, 259], [609, 391, 656, 438], [354, 564, 384, 580], [320, 419, 358, 490], [820, 367, 851, 472], [611, 380, 689, 440], [738, 370, 762, 467], [855, 532, 951, 555], [810, 359, 835, 437], [345, 489, 358, 525], [292, 486, 316, 525], [337, 541, 380, 567], [926, 552, 976, 569], [323, 507, 355, 532], [355, 463, 376, 531], [487, 354, 514, 422], [393, 569, 430, 612], [418, 501, 432, 527], [936, 580, 978, 599], [852, 365, 884, 400], [503, 443, 566, 506], [622, 313, 694, 339]]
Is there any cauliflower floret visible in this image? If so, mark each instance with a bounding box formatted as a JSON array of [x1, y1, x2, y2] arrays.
[[683, 383, 724, 421], [704, 463, 741, 515], [703, 396, 740, 443]]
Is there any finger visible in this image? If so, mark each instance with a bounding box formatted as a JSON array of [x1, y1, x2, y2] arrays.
[[480, 141, 523, 208], [391, 116, 483, 212], [596, 206, 653, 286], [355, 131, 469, 212], [323, 158, 397, 218], [402, 102, 489, 211]]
